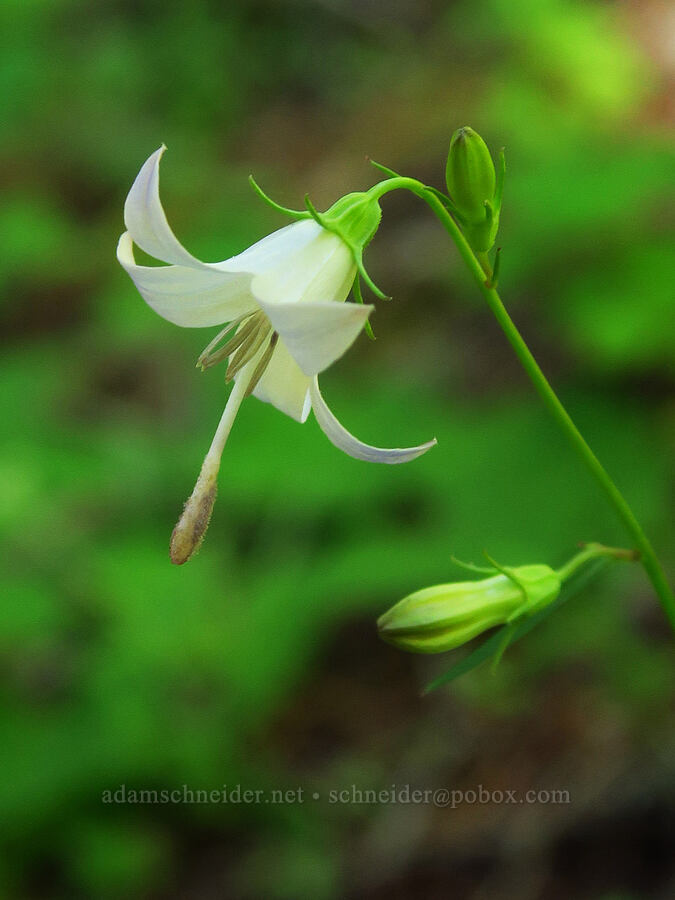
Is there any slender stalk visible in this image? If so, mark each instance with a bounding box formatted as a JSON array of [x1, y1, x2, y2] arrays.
[[556, 543, 639, 583], [170, 363, 253, 565], [205, 364, 252, 462], [369, 177, 675, 629]]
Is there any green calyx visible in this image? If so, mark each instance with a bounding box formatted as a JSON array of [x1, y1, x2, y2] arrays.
[[249, 175, 388, 301], [445, 126, 504, 253], [321, 191, 382, 252], [250, 177, 382, 250], [304, 191, 389, 300]]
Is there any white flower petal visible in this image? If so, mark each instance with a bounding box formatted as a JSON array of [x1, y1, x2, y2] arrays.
[[243, 221, 356, 306], [218, 219, 325, 275], [256, 299, 373, 376], [310, 377, 437, 464], [249, 339, 312, 423], [124, 145, 211, 268], [117, 232, 256, 327]]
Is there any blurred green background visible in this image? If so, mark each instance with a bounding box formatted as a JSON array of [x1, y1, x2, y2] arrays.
[[2, 0, 674, 897]]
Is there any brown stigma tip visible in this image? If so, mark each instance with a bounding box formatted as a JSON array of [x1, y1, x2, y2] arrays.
[[169, 471, 218, 565]]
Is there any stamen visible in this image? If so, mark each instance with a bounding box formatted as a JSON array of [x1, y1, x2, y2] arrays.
[[226, 318, 271, 381], [199, 314, 260, 370], [197, 312, 250, 368], [245, 332, 278, 397]]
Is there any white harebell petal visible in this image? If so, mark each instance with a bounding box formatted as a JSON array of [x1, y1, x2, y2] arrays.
[[310, 378, 437, 464]]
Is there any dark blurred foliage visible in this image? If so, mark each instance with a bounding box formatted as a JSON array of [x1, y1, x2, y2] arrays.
[[1, 0, 674, 897]]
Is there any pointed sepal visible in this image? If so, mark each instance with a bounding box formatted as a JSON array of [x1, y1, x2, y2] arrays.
[[248, 175, 311, 220]]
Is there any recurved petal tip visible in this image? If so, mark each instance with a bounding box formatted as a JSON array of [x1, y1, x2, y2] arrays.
[[310, 377, 437, 464]]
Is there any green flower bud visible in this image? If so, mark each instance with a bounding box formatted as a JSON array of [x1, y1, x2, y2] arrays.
[[377, 564, 560, 654], [445, 126, 501, 253]]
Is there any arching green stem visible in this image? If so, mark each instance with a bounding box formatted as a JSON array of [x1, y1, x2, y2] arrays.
[[368, 175, 675, 630]]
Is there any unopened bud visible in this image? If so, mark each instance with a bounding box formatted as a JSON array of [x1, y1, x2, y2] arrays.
[[445, 126, 500, 252], [377, 564, 560, 654]]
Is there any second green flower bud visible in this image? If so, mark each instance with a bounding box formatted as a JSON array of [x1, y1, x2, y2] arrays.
[[378, 564, 560, 654], [445, 126, 502, 253]]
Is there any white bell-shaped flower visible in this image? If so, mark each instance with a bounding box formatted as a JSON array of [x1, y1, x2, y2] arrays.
[[117, 147, 435, 562]]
